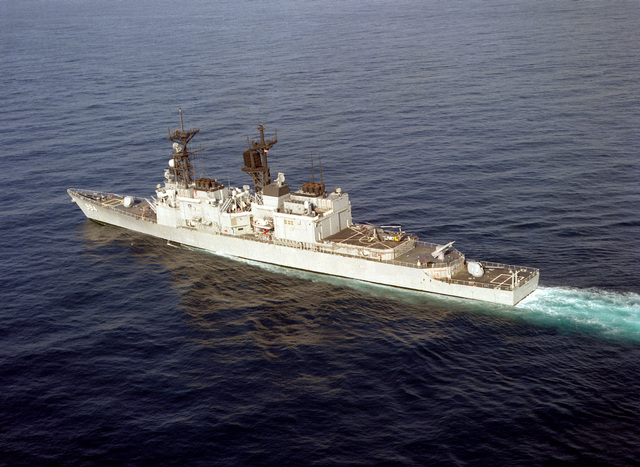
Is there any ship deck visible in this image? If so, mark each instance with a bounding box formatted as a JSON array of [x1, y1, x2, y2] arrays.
[[324, 225, 412, 252], [394, 243, 461, 267], [448, 262, 539, 289], [325, 225, 461, 267], [76, 191, 157, 221]]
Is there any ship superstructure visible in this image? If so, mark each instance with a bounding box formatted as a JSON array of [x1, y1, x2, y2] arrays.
[[69, 110, 539, 305]]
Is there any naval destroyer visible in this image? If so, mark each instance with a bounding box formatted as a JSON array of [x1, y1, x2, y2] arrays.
[[69, 110, 539, 306]]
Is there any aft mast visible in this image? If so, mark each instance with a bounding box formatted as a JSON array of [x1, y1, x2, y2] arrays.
[[241, 124, 278, 198], [167, 108, 202, 189]]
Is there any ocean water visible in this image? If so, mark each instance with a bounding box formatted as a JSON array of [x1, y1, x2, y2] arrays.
[[2, 0, 639, 465]]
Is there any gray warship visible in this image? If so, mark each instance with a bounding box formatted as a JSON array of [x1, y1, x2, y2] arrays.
[[69, 110, 539, 305]]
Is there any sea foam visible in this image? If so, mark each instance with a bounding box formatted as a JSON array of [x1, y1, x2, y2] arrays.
[[517, 287, 640, 342]]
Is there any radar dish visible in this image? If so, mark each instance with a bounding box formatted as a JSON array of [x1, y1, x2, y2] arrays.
[[467, 261, 484, 278]]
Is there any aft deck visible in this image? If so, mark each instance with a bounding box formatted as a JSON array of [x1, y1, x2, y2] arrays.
[[447, 262, 539, 290]]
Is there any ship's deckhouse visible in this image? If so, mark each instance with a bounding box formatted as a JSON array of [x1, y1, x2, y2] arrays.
[[254, 178, 353, 244], [312, 190, 351, 241], [154, 118, 353, 244]]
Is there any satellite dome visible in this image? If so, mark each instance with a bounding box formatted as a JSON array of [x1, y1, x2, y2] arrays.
[[467, 261, 484, 278]]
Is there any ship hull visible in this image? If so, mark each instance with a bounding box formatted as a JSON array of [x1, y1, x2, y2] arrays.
[[70, 189, 539, 306]]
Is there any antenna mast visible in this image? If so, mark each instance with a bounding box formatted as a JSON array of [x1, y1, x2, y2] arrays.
[[167, 108, 202, 189], [301, 155, 327, 197]]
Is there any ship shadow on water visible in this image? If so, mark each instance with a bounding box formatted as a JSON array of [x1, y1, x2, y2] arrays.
[[79, 220, 640, 344]]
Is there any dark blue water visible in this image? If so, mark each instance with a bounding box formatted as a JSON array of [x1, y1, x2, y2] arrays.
[[2, 0, 639, 465]]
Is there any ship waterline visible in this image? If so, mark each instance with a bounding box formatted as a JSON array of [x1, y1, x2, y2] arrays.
[[69, 112, 539, 306]]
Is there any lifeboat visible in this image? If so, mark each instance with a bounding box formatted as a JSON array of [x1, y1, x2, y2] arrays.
[[253, 218, 274, 233]]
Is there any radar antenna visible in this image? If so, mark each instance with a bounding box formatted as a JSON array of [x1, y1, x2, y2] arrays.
[[167, 108, 203, 188], [241, 124, 277, 195]]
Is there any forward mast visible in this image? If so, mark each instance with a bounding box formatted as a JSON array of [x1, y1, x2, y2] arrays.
[[167, 107, 202, 189]]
